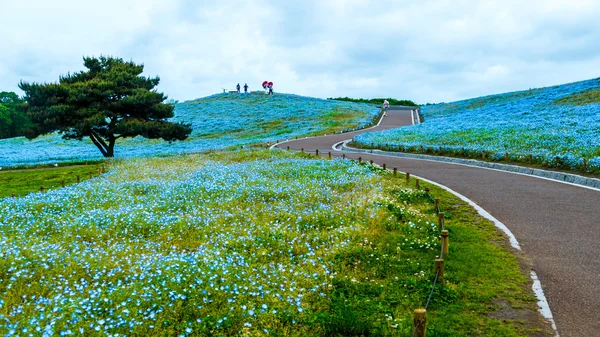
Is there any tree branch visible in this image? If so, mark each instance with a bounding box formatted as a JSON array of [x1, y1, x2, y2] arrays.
[[90, 129, 109, 150], [89, 133, 107, 157]]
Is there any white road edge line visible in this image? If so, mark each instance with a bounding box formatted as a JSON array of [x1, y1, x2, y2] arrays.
[[531, 271, 559, 335]]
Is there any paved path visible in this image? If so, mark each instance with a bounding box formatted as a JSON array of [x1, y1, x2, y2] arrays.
[[276, 107, 600, 337]]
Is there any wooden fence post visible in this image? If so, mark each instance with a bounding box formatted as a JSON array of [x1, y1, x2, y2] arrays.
[[413, 309, 427, 337], [328, 152, 332, 159], [382, 163, 386, 170], [504, 152, 509, 162], [315, 149, 319, 157], [342, 154, 346, 160], [287, 146, 290, 151], [529, 154, 533, 163], [406, 172, 411, 182], [77, 175, 80, 183], [393, 167, 397, 177], [441, 230, 449, 256], [11, 193, 16, 198], [416, 179, 420, 189], [438, 213, 444, 230], [358, 157, 362, 163], [583, 158, 587, 172], [61, 180, 65, 188], [89, 171, 93, 179], [434, 198, 440, 213], [482, 151, 486, 159], [435, 259, 445, 287], [40, 186, 45, 192], [301, 148, 304, 153], [370, 160, 373, 165]]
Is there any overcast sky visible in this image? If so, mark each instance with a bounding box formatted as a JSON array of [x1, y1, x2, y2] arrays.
[[1, 0, 599, 103]]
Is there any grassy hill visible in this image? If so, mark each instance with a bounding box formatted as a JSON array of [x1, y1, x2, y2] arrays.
[[0, 92, 378, 169], [354, 78, 600, 173]]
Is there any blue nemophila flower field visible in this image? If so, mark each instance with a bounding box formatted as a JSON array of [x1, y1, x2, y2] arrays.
[[0, 92, 378, 168], [0, 150, 441, 336], [354, 78, 600, 172]]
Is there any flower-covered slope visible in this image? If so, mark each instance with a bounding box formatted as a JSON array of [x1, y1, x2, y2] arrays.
[[0, 92, 378, 168], [354, 78, 600, 172], [0, 150, 435, 335]]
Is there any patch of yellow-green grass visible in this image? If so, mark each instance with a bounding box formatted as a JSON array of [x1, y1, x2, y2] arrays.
[[553, 87, 600, 106], [466, 89, 542, 110], [315, 108, 371, 134], [0, 163, 105, 198]]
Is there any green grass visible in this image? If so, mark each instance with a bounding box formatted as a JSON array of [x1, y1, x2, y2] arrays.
[[553, 87, 600, 105], [0, 163, 105, 198], [0, 151, 550, 336]]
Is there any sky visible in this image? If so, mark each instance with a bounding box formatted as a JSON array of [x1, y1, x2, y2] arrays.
[[1, 0, 599, 104]]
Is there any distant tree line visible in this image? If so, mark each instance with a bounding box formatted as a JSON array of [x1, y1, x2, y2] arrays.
[[328, 97, 418, 107], [0, 91, 32, 139]]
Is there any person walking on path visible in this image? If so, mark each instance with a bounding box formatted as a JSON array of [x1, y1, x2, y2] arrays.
[[383, 99, 390, 113], [236, 83, 241, 93], [244, 83, 249, 93]]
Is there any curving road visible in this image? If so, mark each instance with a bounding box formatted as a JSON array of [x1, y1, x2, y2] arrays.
[[276, 107, 600, 337]]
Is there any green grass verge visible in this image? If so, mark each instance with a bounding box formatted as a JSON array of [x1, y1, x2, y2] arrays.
[[0, 163, 105, 198]]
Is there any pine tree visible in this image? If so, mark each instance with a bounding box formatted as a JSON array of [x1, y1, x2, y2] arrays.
[[19, 56, 192, 157]]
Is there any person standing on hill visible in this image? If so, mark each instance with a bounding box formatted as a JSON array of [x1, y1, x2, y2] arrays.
[[236, 83, 241, 93], [268, 82, 274, 95], [383, 99, 390, 113], [244, 83, 249, 93]]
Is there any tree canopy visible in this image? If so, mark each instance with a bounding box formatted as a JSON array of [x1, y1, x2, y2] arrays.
[[0, 91, 30, 139], [19, 56, 192, 157]]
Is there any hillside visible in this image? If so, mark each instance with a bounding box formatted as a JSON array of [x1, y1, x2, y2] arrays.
[[0, 92, 378, 168], [354, 78, 600, 173]]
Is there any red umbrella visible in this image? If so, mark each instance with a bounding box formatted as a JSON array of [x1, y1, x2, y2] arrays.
[[262, 81, 268, 88], [268, 82, 273, 87]]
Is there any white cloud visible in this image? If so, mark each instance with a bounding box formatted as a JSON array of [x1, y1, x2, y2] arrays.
[[1, 0, 599, 103]]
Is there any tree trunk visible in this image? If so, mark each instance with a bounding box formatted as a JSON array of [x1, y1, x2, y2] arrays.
[[89, 131, 115, 157], [89, 134, 108, 157], [107, 137, 115, 157]]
